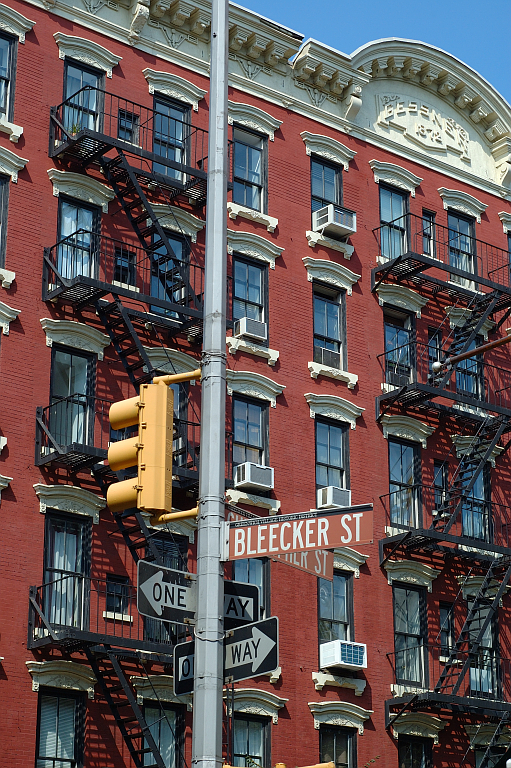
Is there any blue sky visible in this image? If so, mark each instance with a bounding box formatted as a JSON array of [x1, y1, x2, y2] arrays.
[[238, 0, 511, 106]]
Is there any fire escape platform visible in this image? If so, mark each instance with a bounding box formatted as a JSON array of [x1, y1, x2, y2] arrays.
[[27, 625, 174, 657], [377, 382, 511, 420], [387, 692, 511, 721]]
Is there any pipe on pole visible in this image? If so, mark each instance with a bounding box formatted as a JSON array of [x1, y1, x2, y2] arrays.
[[192, 0, 228, 766], [432, 331, 511, 372]]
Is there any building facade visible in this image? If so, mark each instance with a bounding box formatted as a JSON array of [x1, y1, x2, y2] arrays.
[[1, 0, 511, 766]]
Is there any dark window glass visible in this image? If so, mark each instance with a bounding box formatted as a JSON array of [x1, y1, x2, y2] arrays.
[[64, 61, 102, 133], [106, 574, 130, 615], [427, 327, 442, 378], [0, 33, 15, 118], [422, 210, 435, 257], [233, 397, 266, 467], [49, 347, 94, 448], [233, 716, 267, 767], [233, 257, 265, 324], [320, 725, 354, 768], [118, 109, 138, 144], [398, 737, 432, 768], [384, 311, 413, 387], [433, 460, 448, 512], [0, 173, 9, 267], [455, 335, 484, 401], [439, 602, 454, 657], [57, 198, 100, 281], [37, 692, 82, 768], [311, 158, 341, 213], [467, 593, 498, 698], [389, 439, 420, 528], [475, 747, 506, 767], [448, 211, 476, 286], [316, 420, 346, 490], [144, 536, 187, 644], [150, 232, 188, 317], [153, 98, 190, 179], [232, 558, 267, 618], [313, 287, 343, 370], [318, 571, 351, 643], [462, 466, 491, 542], [380, 186, 407, 260], [233, 127, 264, 212], [114, 244, 136, 286], [144, 705, 178, 768], [393, 586, 426, 686]]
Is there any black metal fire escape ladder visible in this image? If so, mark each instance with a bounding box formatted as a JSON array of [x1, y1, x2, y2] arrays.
[[465, 712, 511, 768]]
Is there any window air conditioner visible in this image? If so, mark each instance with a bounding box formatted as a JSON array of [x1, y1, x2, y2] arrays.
[[317, 486, 351, 510], [314, 345, 341, 370], [320, 639, 367, 671], [234, 317, 267, 342], [312, 204, 357, 238], [234, 462, 274, 492]]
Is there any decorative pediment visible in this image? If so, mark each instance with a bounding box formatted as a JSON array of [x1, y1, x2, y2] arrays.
[[457, 574, 511, 602], [228, 101, 282, 140], [305, 230, 354, 259], [0, 299, 20, 334], [333, 547, 369, 578], [228, 229, 283, 269], [308, 701, 373, 734], [224, 688, 288, 724], [369, 160, 423, 196], [304, 393, 364, 430], [143, 69, 206, 111], [302, 256, 360, 295], [0, 3, 34, 42], [47, 169, 115, 213], [227, 202, 278, 233], [225, 488, 280, 513], [40, 318, 110, 359], [226, 369, 285, 408], [498, 211, 511, 234], [0, 144, 27, 182], [438, 188, 487, 223], [144, 347, 199, 380], [465, 724, 511, 747], [445, 306, 494, 340], [384, 560, 442, 592], [311, 671, 366, 696], [391, 712, 445, 745], [376, 285, 428, 317], [131, 675, 192, 710], [34, 483, 106, 524], [53, 32, 122, 78], [149, 204, 205, 242], [27, 660, 97, 699], [0, 473, 12, 503], [450, 434, 503, 467], [381, 414, 435, 448], [300, 132, 356, 170]]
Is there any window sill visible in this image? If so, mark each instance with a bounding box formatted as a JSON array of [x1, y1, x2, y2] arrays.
[[0, 117, 23, 143], [308, 361, 358, 389], [227, 335, 279, 366], [226, 488, 280, 513], [391, 683, 429, 697], [103, 611, 133, 624], [305, 230, 354, 259], [112, 280, 140, 292], [0, 267, 14, 289], [227, 202, 278, 233], [312, 671, 366, 696]]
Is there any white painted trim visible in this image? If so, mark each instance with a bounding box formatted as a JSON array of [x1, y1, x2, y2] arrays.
[[391, 712, 445, 745], [131, 675, 192, 710], [0, 3, 34, 42], [226, 369, 285, 407], [227, 202, 278, 233], [308, 700, 373, 733], [224, 688, 288, 724], [381, 414, 435, 448], [450, 434, 504, 467], [465, 724, 511, 747], [304, 392, 364, 430], [143, 69, 206, 110], [150, 203, 205, 242], [333, 547, 369, 578], [227, 336, 279, 366], [0, 473, 12, 503], [456, 574, 511, 603], [103, 611, 133, 623], [0, 117, 23, 143], [376, 284, 428, 317], [308, 362, 358, 389], [225, 488, 280, 513], [229, 101, 282, 140], [0, 267, 15, 288], [311, 671, 366, 696], [47, 169, 115, 213], [498, 211, 511, 234], [445, 306, 494, 340], [438, 187, 487, 223], [26, 660, 96, 699], [40, 318, 110, 359], [305, 230, 354, 259], [227, 229, 283, 269], [34, 483, 106, 524], [300, 131, 356, 170], [302, 256, 360, 295], [384, 560, 442, 592], [0, 144, 27, 182], [53, 32, 122, 77], [0, 299, 20, 334], [144, 347, 199, 379], [369, 159, 423, 196]]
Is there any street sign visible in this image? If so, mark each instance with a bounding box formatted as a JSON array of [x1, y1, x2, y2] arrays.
[[174, 639, 195, 695], [137, 561, 196, 623], [227, 504, 373, 561], [224, 617, 278, 684], [273, 548, 334, 580], [224, 580, 260, 629]]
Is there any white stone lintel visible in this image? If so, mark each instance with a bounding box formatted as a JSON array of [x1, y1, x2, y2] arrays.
[[305, 230, 354, 259], [53, 32, 122, 77], [226, 488, 280, 513], [227, 202, 278, 233], [227, 336, 279, 366], [312, 671, 366, 696]]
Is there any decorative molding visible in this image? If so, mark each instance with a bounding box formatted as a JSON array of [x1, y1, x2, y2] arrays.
[[300, 132, 356, 170], [227, 202, 278, 233], [381, 414, 435, 448], [457, 574, 511, 603], [311, 671, 366, 696], [384, 560, 442, 593], [144, 347, 199, 379], [445, 306, 494, 340], [150, 203, 205, 242], [47, 169, 115, 213], [0, 3, 34, 42], [0, 473, 12, 503], [438, 187, 487, 223], [227, 336, 279, 366], [305, 230, 354, 259], [224, 688, 287, 724], [141, 509, 196, 543], [0, 117, 23, 143], [391, 712, 445, 745], [227, 229, 283, 269], [34, 483, 105, 524], [308, 701, 373, 733], [40, 318, 110, 359], [333, 547, 369, 578], [304, 393, 364, 430], [376, 284, 428, 317], [131, 675, 192, 710], [498, 211, 511, 234], [0, 144, 27, 182], [369, 159, 423, 197], [302, 256, 360, 295], [103, 611, 133, 623], [465, 724, 511, 747], [226, 369, 285, 408], [451, 434, 504, 467], [0, 299, 20, 334], [27, 660, 96, 699], [307, 362, 358, 389], [0, 436, 6, 453], [228, 101, 282, 141], [266, 666, 281, 684], [225, 488, 280, 513], [143, 69, 206, 110], [53, 32, 122, 77], [0, 267, 15, 288]]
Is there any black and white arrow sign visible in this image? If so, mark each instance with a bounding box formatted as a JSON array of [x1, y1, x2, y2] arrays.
[[137, 561, 196, 624], [224, 617, 278, 683], [224, 580, 260, 629]]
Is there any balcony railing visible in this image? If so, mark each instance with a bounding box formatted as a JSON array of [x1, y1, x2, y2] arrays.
[[173, 420, 234, 487]]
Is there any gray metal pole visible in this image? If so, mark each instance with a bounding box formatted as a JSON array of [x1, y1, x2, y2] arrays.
[[192, 0, 228, 765]]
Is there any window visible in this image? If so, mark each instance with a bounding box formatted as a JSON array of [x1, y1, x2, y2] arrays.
[[422, 210, 435, 258], [118, 109, 139, 144], [384, 309, 414, 387], [57, 197, 101, 280], [313, 285, 345, 370], [379, 185, 407, 260], [388, 439, 420, 528], [427, 327, 442, 379], [320, 725, 355, 768], [311, 157, 342, 213], [448, 211, 476, 287], [475, 747, 507, 768], [113, 244, 136, 287], [63, 60, 103, 133], [439, 602, 455, 657], [0, 32, 16, 119], [455, 335, 484, 401], [36, 691, 84, 768], [232, 558, 269, 619], [233, 127, 265, 212], [393, 585, 427, 686], [318, 570, 352, 644], [233, 397, 268, 468], [0, 173, 9, 267], [233, 255, 267, 335], [153, 97, 190, 180], [233, 716, 269, 768], [467, 594, 498, 698], [433, 460, 448, 512], [144, 704, 182, 768], [144, 535, 188, 644], [150, 231, 189, 317], [50, 346, 95, 448], [106, 574, 130, 615], [398, 737, 432, 768], [462, 466, 491, 541], [316, 419, 348, 490]]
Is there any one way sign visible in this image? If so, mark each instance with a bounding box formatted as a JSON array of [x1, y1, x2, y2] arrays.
[[224, 617, 278, 684], [137, 561, 196, 624]]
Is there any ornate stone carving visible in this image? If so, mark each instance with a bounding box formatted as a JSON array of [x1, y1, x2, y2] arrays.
[[0, 144, 27, 182], [302, 257, 360, 295], [307, 362, 358, 389], [228, 101, 282, 141], [391, 712, 445, 744], [0, 3, 35, 42], [227, 203, 278, 233], [376, 284, 428, 317], [304, 393, 364, 430], [308, 701, 373, 733], [498, 211, 511, 234], [40, 318, 110, 359], [226, 369, 285, 408], [300, 132, 356, 170], [0, 267, 15, 288], [333, 546, 369, 578], [0, 473, 12, 503], [312, 671, 366, 696], [450, 434, 504, 468], [128, 2, 150, 44], [34, 483, 106, 524], [148, 203, 204, 241], [0, 436, 6, 453], [369, 159, 422, 197], [225, 488, 280, 513], [144, 347, 199, 376], [224, 688, 288, 724], [47, 169, 115, 213], [227, 336, 279, 367], [53, 33, 122, 78], [305, 231, 354, 259], [465, 724, 511, 747], [27, 660, 97, 699], [438, 187, 487, 223], [445, 306, 494, 340], [381, 414, 435, 448], [384, 560, 442, 592], [227, 229, 283, 269], [0, 117, 23, 143], [0, 299, 20, 334], [131, 675, 192, 710], [143, 69, 206, 111]]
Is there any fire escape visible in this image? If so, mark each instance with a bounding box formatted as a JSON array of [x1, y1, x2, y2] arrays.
[[373, 213, 511, 766]]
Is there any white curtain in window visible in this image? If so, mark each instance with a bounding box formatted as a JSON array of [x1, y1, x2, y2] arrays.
[[144, 706, 176, 768], [38, 695, 75, 768]]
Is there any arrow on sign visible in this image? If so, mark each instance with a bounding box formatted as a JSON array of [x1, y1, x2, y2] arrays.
[[137, 561, 196, 623], [140, 571, 195, 617], [227, 625, 275, 673], [224, 617, 278, 683]]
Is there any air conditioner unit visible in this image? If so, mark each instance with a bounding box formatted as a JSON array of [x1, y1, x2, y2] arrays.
[[317, 486, 351, 509], [314, 345, 341, 370], [234, 462, 274, 491], [312, 204, 357, 238], [234, 317, 267, 342], [320, 639, 367, 671]]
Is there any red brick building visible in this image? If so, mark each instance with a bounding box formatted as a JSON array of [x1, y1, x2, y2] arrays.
[[1, 1, 511, 766]]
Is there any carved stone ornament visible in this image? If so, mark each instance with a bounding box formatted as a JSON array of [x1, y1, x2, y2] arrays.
[[498, 211, 511, 234], [0, 436, 6, 453], [227, 229, 283, 269], [0, 3, 34, 42], [381, 414, 435, 448], [143, 69, 206, 111], [311, 671, 366, 696], [131, 675, 192, 710], [26, 660, 97, 699], [308, 701, 373, 733], [226, 369, 285, 408], [457, 574, 511, 603], [0, 473, 12, 503], [0, 117, 23, 143], [303, 256, 360, 295], [34, 483, 106, 524], [144, 347, 199, 379], [307, 362, 358, 389], [369, 159, 423, 197], [450, 434, 504, 468], [0, 144, 27, 182], [465, 724, 511, 747], [228, 101, 282, 141], [40, 318, 110, 360], [148, 204, 205, 242], [53, 32, 122, 78], [304, 393, 364, 430], [0, 299, 20, 334], [445, 306, 494, 340], [128, 1, 150, 44], [384, 560, 442, 593], [333, 546, 369, 578], [376, 284, 428, 317], [305, 230, 354, 259], [300, 132, 356, 170], [227, 203, 278, 233], [47, 169, 115, 214], [391, 712, 445, 745], [224, 688, 288, 724], [225, 488, 280, 513], [0, 267, 15, 288], [438, 187, 487, 223], [141, 509, 196, 542], [227, 336, 279, 366]]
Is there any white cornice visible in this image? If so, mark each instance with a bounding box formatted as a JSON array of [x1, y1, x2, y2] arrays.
[[27, 660, 97, 699], [498, 211, 511, 234], [308, 700, 373, 733], [311, 671, 366, 696], [304, 392, 364, 430], [391, 712, 445, 744], [40, 318, 110, 359], [150, 203, 205, 242], [228, 100, 282, 140], [53, 32, 122, 77], [376, 284, 428, 317], [226, 336, 279, 366], [226, 369, 285, 407], [305, 230, 354, 259], [445, 306, 494, 340], [300, 132, 356, 170], [302, 256, 360, 295], [384, 560, 442, 592], [225, 488, 280, 512], [465, 724, 511, 747], [450, 434, 503, 467], [34, 483, 106, 523], [333, 547, 369, 578], [438, 187, 487, 223], [0, 144, 27, 182], [143, 68, 206, 110], [0, 474, 12, 503], [227, 228, 283, 269], [369, 159, 423, 196], [307, 362, 358, 389], [47, 169, 115, 213], [227, 202, 278, 232], [0, 3, 35, 42], [224, 688, 288, 724], [144, 347, 199, 379], [131, 675, 192, 710], [381, 414, 435, 448], [0, 299, 20, 334]]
